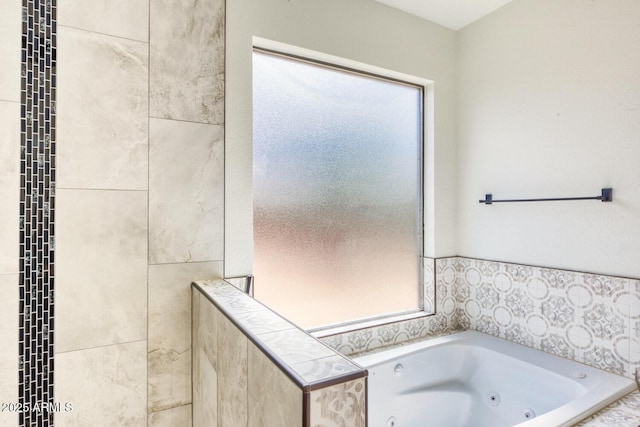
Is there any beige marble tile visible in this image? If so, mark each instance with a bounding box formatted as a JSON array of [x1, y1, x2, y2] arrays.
[[193, 347, 217, 427], [232, 309, 297, 335], [150, 262, 223, 352], [197, 289, 218, 371], [0, 275, 18, 427], [54, 341, 147, 427], [150, 0, 224, 124], [248, 342, 302, 427], [257, 328, 336, 366], [149, 118, 224, 264], [308, 378, 366, 427], [55, 189, 147, 352], [148, 262, 222, 412], [212, 291, 266, 317], [193, 287, 200, 324], [192, 288, 221, 427], [148, 404, 192, 427], [0, 1, 20, 102], [57, 27, 148, 190], [0, 101, 19, 274], [58, 0, 149, 42], [192, 293, 199, 425], [217, 312, 248, 426], [291, 355, 363, 384], [148, 348, 191, 414], [192, 290, 201, 426]]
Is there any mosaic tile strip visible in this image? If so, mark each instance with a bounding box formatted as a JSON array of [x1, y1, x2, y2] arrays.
[[19, 0, 56, 426]]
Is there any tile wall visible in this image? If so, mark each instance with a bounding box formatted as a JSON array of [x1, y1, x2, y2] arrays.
[[450, 257, 640, 380], [192, 280, 367, 427], [322, 256, 640, 384], [0, 0, 226, 425], [53, 0, 149, 424], [147, 2, 225, 424]]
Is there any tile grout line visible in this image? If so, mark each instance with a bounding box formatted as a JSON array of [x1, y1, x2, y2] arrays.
[[56, 23, 148, 44], [146, 0, 151, 424], [54, 338, 148, 356]]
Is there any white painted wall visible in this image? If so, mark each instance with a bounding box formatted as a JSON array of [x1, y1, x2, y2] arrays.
[[457, 0, 640, 277], [225, 0, 458, 275]]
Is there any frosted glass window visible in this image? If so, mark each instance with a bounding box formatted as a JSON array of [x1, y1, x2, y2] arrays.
[[252, 50, 423, 329]]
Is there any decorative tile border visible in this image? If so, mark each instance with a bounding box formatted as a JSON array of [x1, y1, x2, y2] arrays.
[[19, 0, 56, 426], [319, 313, 456, 357]]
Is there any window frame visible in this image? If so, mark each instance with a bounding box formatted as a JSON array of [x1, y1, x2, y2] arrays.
[[251, 38, 433, 333]]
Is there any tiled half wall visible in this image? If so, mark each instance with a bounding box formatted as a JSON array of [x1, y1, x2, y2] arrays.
[[321, 257, 640, 382], [192, 280, 367, 427]]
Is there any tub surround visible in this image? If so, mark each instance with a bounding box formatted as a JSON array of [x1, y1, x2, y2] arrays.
[[446, 257, 640, 380], [193, 257, 639, 426], [318, 256, 640, 426], [192, 279, 367, 426], [356, 331, 636, 427], [321, 256, 640, 382], [450, 257, 640, 425]]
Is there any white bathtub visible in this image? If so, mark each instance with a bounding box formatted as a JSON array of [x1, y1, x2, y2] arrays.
[[353, 331, 637, 427]]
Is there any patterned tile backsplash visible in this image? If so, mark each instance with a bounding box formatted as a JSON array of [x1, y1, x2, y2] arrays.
[[307, 378, 366, 427], [451, 257, 640, 379], [321, 256, 640, 382]]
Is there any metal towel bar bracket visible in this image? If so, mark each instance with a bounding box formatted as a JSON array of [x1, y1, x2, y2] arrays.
[[479, 188, 613, 205]]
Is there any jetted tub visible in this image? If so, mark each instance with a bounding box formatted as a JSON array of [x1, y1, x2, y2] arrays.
[[353, 331, 637, 427]]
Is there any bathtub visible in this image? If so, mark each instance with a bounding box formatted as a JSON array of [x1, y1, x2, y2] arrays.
[[353, 331, 637, 427]]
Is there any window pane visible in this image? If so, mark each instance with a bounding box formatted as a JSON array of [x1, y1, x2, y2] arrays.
[[252, 50, 422, 329]]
